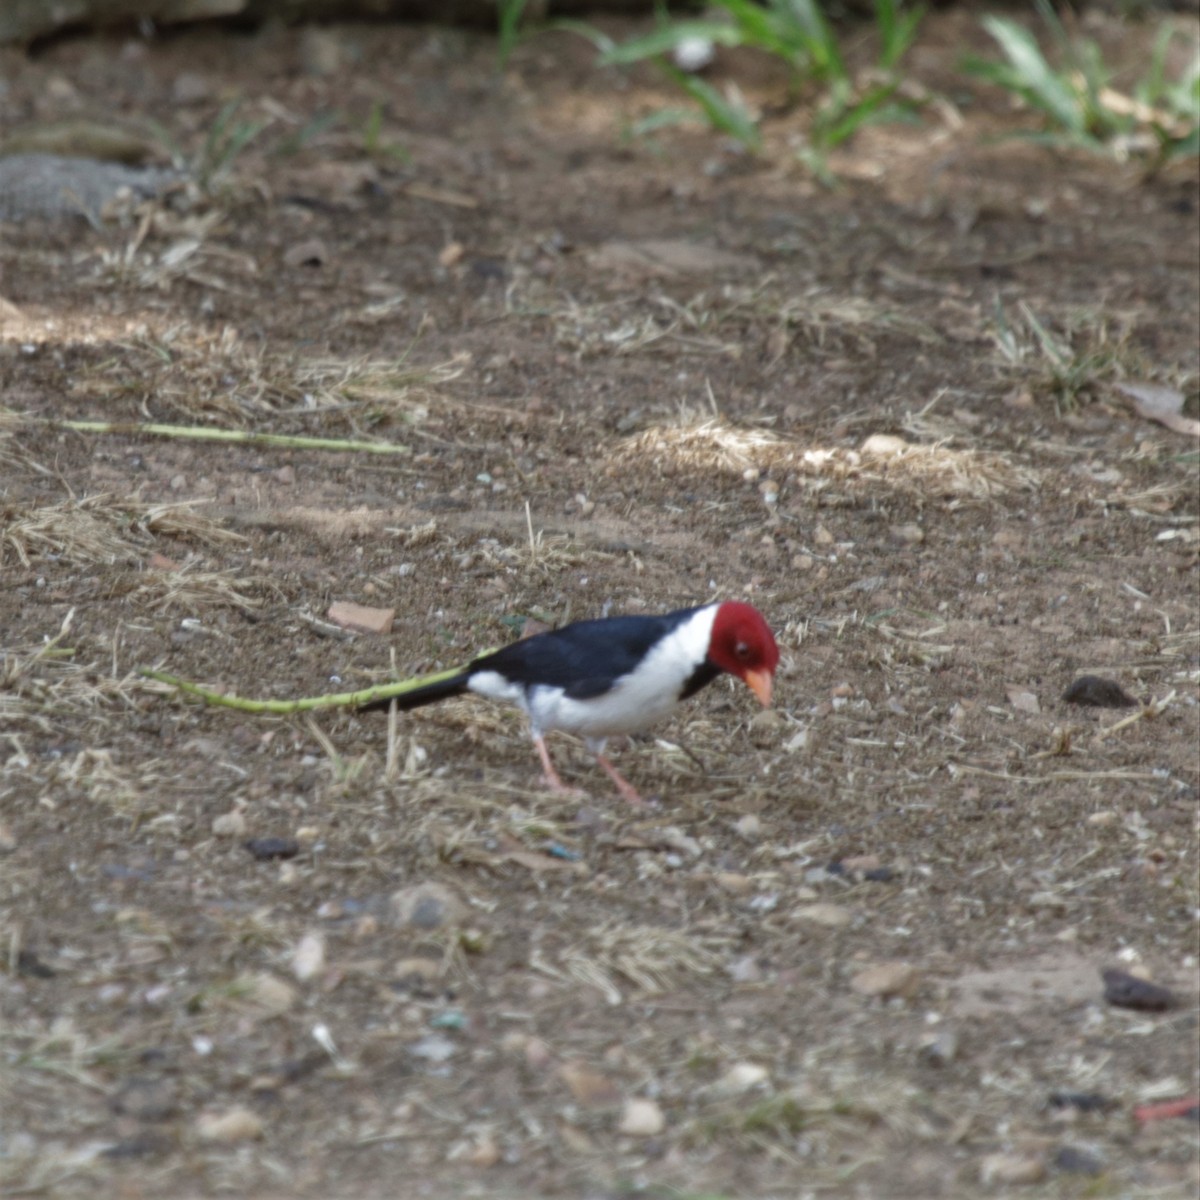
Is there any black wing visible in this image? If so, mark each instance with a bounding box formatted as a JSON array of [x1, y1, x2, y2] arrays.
[[470, 607, 707, 699]]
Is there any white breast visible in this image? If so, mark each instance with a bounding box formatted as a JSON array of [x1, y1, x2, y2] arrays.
[[525, 605, 718, 740]]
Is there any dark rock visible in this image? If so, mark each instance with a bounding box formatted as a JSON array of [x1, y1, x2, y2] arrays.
[[1062, 676, 1137, 708], [1047, 1090, 1113, 1114], [244, 837, 301, 861], [1101, 967, 1176, 1012], [1053, 1145, 1105, 1175]]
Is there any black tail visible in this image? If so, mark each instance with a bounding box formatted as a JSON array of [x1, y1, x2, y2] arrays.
[[357, 671, 471, 713]]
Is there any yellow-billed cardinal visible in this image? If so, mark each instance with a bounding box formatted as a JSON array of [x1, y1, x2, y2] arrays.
[[361, 601, 779, 804]]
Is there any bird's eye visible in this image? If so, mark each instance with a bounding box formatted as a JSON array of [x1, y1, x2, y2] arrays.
[[735, 642, 750, 660]]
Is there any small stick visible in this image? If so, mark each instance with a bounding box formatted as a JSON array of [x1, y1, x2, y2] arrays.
[[2, 412, 409, 456], [1094, 690, 1176, 742]]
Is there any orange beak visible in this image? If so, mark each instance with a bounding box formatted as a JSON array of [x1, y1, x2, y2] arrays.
[[744, 668, 773, 708]]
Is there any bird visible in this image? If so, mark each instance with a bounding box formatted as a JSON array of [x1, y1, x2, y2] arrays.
[[359, 601, 780, 805]]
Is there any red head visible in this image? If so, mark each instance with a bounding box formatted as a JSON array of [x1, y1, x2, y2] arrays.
[[707, 602, 780, 707]]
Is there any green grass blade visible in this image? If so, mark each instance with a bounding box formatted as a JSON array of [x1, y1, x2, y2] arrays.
[[874, 0, 924, 71], [543, 18, 617, 55], [777, 0, 846, 79], [660, 62, 761, 149], [497, 0, 530, 66], [979, 16, 1084, 134], [600, 21, 745, 65]]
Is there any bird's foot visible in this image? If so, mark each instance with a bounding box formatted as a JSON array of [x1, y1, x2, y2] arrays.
[[539, 774, 588, 799], [594, 754, 648, 807], [533, 735, 587, 799]]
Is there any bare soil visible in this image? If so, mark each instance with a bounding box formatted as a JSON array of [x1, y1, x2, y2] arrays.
[[1, 12, 1198, 1199]]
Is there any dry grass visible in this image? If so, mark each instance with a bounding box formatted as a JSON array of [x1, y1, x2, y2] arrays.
[[71, 327, 466, 431], [562, 922, 726, 1003], [0, 612, 157, 734], [543, 285, 942, 362], [618, 420, 1038, 498], [0, 493, 269, 611], [0, 493, 244, 568]]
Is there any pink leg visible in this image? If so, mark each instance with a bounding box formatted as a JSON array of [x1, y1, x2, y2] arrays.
[[533, 734, 581, 796], [594, 753, 646, 807]]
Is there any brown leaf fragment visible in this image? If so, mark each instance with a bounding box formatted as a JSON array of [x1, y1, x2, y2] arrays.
[[1063, 676, 1137, 708], [1101, 967, 1176, 1012], [1115, 382, 1200, 438]]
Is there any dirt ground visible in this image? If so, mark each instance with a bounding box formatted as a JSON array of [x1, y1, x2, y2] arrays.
[[1, 10, 1198, 1199]]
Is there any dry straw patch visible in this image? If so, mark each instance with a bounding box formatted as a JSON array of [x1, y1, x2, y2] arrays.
[[544, 285, 941, 361], [0, 494, 268, 612], [618, 420, 1038, 498], [71, 326, 466, 431], [558, 922, 726, 1004], [1, 624, 146, 731], [0, 494, 244, 567]]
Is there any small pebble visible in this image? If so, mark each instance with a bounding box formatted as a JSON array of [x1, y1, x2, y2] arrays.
[[283, 238, 328, 268], [794, 903, 852, 929], [195, 1106, 264, 1143], [618, 1098, 665, 1137], [716, 872, 753, 895], [212, 810, 247, 837], [979, 1152, 1046, 1185], [726, 954, 764, 983], [851, 962, 920, 1000], [734, 814, 762, 841], [917, 1029, 959, 1067], [291, 931, 326, 983], [468, 1137, 501, 1167], [890, 523, 925, 545], [861, 433, 909, 458], [1053, 1145, 1105, 1175], [839, 854, 880, 873], [712, 1062, 769, 1096], [408, 1034, 456, 1063], [244, 836, 300, 861], [16, 950, 54, 978], [1047, 1091, 1112, 1114], [558, 1062, 620, 1107], [242, 972, 298, 1015], [389, 882, 466, 930]]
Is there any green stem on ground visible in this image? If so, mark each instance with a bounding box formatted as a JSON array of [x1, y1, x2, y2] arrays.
[[6, 413, 410, 455]]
